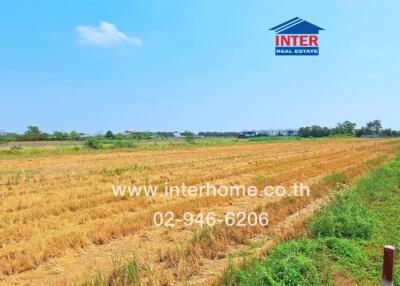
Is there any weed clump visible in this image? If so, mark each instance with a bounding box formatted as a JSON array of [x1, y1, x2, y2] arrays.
[[84, 138, 136, 149], [84, 138, 102, 149], [7, 145, 23, 154], [81, 257, 140, 286], [308, 194, 379, 240], [223, 238, 370, 286]]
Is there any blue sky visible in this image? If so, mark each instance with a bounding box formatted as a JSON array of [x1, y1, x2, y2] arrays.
[[1, 0, 399, 133]]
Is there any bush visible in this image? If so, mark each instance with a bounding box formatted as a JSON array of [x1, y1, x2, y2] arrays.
[[308, 194, 379, 240], [266, 254, 320, 286], [7, 145, 23, 154], [108, 140, 135, 148], [229, 238, 370, 286], [84, 138, 102, 149], [84, 138, 136, 150], [232, 240, 322, 286]]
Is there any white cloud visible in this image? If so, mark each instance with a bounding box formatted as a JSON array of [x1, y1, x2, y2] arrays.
[[76, 21, 143, 47]]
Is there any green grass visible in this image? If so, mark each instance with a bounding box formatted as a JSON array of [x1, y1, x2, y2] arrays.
[[221, 155, 400, 286], [308, 193, 379, 240], [318, 171, 347, 188], [84, 138, 137, 149]]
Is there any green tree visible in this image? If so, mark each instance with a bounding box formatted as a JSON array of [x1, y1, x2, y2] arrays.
[[25, 125, 40, 135], [299, 127, 311, 138], [333, 121, 356, 135], [182, 131, 195, 143], [24, 125, 41, 140], [52, 131, 68, 141], [342, 121, 356, 135], [381, 129, 394, 137], [69, 131, 80, 141], [310, 125, 323, 137], [366, 120, 382, 135], [105, 130, 115, 139], [114, 133, 126, 140]]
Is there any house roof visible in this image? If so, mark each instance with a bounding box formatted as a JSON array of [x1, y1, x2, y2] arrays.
[[270, 17, 324, 34]]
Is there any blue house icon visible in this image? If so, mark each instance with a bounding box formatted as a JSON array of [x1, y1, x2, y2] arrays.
[[269, 17, 324, 34]]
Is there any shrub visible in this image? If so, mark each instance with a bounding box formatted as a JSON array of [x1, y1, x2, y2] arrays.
[[8, 145, 23, 153], [232, 239, 322, 286], [84, 139, 136, 149], [267, 255, 320, 286], [109, 140, 135, 148], [322, 237, 369, 269], [229, 238, 370, 286], [84, 138, 102, 149], [308, 194, 379, 240], [319, 172, 347, 188]]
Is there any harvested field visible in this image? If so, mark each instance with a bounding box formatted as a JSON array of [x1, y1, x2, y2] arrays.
[[0, 138, 399, 285]]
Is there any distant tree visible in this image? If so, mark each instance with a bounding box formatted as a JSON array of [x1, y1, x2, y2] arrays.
[[84, 137, 101, 149], [69, 131, 80, 141], [24, 125, 41, 140], [355, 127, 367, 137], [334, 123, 344, 135], [366, 120, 382, 135], [138, 132, 153, 140], [25, 125, 40, 135], [52, 131, 68, 141], [299, 123, 356, 138], [299, 127, 311, 137], [154, 132, 174, 139], [333, 121, 356, 135], [114, 133, 126, 140], [105, 130, 115, 139], [356, 120, 386, 137], [322, 127, 331, 136], [341, 121, 356, 135], [381, 129, 394, 137], [182, 131, 195, 143], [310, 125, 323, 137]]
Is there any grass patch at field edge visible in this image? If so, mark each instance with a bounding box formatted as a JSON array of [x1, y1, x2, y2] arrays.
[[219, 156, 400, 286]]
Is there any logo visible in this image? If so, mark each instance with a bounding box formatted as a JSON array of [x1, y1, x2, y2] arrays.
[[269, 17, 324, 56]]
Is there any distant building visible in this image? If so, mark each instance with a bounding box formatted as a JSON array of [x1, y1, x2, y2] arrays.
[[239, 129, 299, 138], [124, 129, 136, 136], [278, 129, 299, 136], [238, 131, 258, 138], [360, 134, 384, 138], [79, 134, 91, 139], [0, 131, 17, 136], [172, 132, 182, 138]]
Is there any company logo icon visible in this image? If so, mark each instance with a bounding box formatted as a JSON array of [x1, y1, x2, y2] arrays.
[[269, 17, 324, 56]]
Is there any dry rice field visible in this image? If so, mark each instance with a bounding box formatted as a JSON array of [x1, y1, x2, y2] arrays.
[[0, 138, 399, 285]]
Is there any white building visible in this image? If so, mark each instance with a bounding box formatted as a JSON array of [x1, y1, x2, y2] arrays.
[[239, 129, 299, 138], [172, 132, 182, 138]]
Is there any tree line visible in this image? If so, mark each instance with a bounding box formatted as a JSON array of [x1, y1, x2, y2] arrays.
[[1, 120, 399, 142], [0, 126, 80, 142], [299, 120, 400, 138], [0, 126, 239, 142]]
